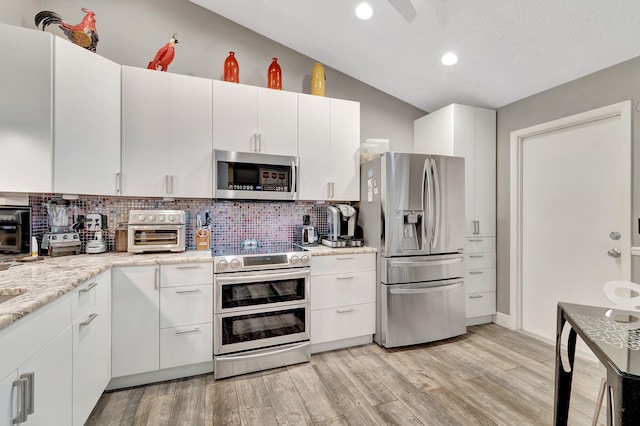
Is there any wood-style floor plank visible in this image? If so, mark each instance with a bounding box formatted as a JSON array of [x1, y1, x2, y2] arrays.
[[87, 324, 605, 426]]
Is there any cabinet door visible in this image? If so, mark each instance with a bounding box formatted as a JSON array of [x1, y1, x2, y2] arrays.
[[18, 327, 72, 425], [71, 270, 111, 426], [474, 108, 496, 237], [298, 94, 331, 200], [257, 88, 298, 156], [212, 80, 258, 153], [112, 266, 160, 377], [170, 73, 213, 198], [450, 104, 477, 237], [330, 99, 360, 201], [53, 38, 121, 195], [121, 66, 171, 196], [0, 370, 18, 426], [0, 24, 53, 193]]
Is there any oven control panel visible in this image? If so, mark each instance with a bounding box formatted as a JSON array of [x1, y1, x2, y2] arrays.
[[214, 253, 310, 273]]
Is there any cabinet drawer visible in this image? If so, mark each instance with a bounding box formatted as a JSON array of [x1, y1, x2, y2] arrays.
[[466, 237, 495, 253], [466, 291, 496, 318], [465, 268, 496, 294], [160, 285, 212, 328], [310, 303, 375, 344], [311, 271, 376, 310], [72, 278, 98, 321], [311, 253, 375, 276], [465, 252, 496, 270], [160, 322, 212, 369], [161, 263, 212, 287]]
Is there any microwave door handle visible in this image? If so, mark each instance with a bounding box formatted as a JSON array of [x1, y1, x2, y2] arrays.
[[291, 160, 297, 199], [430, 159, 440, 249]]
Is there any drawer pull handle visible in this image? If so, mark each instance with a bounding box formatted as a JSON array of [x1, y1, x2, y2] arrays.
[[469, 295, 483, 299], [469, 255, 484, 259], [175, 265, 201, 270], [336, 257, 354, 260], [12, 377, 28, 423], [469, 239, 483, 242], [175, 327, 200, 335], [79, 282, 98, 293], [469, 271, 484, 275], [337, 308, 354, 313], [336, 275, 354, 280], [80, 313, 98, 328], [175, 289, 201, 294]]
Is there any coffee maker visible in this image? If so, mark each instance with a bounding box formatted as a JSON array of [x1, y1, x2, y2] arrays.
[[322, 204, 364, 248]]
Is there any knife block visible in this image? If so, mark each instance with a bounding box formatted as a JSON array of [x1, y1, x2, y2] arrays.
[[195, 229, 210, 251]]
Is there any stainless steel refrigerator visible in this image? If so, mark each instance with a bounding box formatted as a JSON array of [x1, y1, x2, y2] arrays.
[[359, 152, 466, 348]]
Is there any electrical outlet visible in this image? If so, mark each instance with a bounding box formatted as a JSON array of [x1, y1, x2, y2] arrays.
[[86, 213, 102, 231]]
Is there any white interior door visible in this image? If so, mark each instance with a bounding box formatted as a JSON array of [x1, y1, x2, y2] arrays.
[[513, 102, 631, 342]]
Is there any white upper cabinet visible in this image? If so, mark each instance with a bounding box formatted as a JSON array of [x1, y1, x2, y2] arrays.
[[414, 103, 496, 237], [298, 95, 360, 201], [121, 66, 213, 198], [53, 38, 121, 196], [169, 73, 213, 198], [0, 24, 53, 193], [212, 81, 298, 156], [298, 95, 332, 199], [330, 98, 360, 201], [121, 66, 171, 197]]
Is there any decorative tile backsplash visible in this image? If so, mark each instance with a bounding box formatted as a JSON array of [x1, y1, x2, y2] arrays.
[[28, 194, 331, 253]]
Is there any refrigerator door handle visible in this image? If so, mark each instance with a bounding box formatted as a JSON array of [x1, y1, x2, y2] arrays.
[[430, 158, 441, 249], [423, 159, 434, 250], [389, 281, 464, 295]]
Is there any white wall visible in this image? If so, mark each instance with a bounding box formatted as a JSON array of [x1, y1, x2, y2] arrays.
[[2, 0, 425, 152]]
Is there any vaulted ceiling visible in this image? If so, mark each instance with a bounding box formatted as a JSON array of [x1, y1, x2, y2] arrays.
[[191, 0, 640, 112]]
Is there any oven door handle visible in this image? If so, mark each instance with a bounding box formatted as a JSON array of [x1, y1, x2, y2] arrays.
[[216, 341, 309, 361], [215, 270, 309, 285]]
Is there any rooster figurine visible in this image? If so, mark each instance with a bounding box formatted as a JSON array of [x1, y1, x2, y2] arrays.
[[147, 34, 179, 72], [35, 8, 99, 52]]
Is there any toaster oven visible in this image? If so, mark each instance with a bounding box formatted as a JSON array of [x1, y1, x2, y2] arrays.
[[127, 210, 186, 253]]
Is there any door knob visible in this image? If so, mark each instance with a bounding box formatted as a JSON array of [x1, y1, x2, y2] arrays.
[[608, 248, 621, 258], [610, 232, 621, 240]]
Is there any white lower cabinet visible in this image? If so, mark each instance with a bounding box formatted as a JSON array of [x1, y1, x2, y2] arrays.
[[111, 263, 213, 385], [112, 265, 160, 378], [310, 253, 376, 352], [18, 327, 73, 425], [72, 271, 111, 426], [465, 237, 496, 325]]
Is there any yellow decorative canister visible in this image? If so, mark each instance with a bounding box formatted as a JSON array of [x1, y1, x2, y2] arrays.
[[311, 63, 326, 96]]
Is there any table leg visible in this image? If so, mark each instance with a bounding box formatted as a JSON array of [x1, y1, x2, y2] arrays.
[[554, 307, 577, 425]]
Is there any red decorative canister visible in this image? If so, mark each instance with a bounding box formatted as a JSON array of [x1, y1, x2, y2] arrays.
[[224, 51, 239, 83], [267, 58, 282, 90]]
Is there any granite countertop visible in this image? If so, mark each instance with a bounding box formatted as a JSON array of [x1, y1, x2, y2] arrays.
[[301, 245, 377, 256], [0, 251, 213, 331], [0, 245, 378, 332]]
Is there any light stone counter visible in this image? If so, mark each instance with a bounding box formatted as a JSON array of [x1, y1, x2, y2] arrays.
[[0, 251, 213, 331], [302, 245, 377, 256]]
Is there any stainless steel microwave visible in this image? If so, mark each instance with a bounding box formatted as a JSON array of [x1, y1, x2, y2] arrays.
[[213, 150, 298, 200]]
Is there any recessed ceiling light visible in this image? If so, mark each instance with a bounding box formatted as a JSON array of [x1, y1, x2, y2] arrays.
[[441, 52, 458, 66], [355, 3, 373, 20]]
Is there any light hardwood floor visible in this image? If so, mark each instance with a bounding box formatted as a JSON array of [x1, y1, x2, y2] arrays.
[[86, 324, 606, 425]]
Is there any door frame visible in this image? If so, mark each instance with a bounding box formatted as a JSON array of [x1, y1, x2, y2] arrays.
[[509, 100, 632, 330]]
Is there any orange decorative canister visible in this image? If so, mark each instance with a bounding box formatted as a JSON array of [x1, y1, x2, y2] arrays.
[[311, 63, 325, 96], [224, 51, 239, 83], [267, 58, 282, 90]]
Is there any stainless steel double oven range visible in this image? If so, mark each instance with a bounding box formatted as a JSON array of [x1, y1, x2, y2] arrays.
[[212, 244, 311, 379]]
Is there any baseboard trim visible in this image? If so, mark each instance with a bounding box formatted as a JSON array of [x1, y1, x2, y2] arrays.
[[493, 312, 511, 329], [311, 335, 373, 354], [106, 361, 213, 390]]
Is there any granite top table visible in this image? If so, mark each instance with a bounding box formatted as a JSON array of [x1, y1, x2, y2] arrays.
[[554, 302, 640, 425]]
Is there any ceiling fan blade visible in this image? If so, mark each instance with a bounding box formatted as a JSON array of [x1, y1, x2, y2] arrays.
[[386, 0, 417, 22]]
